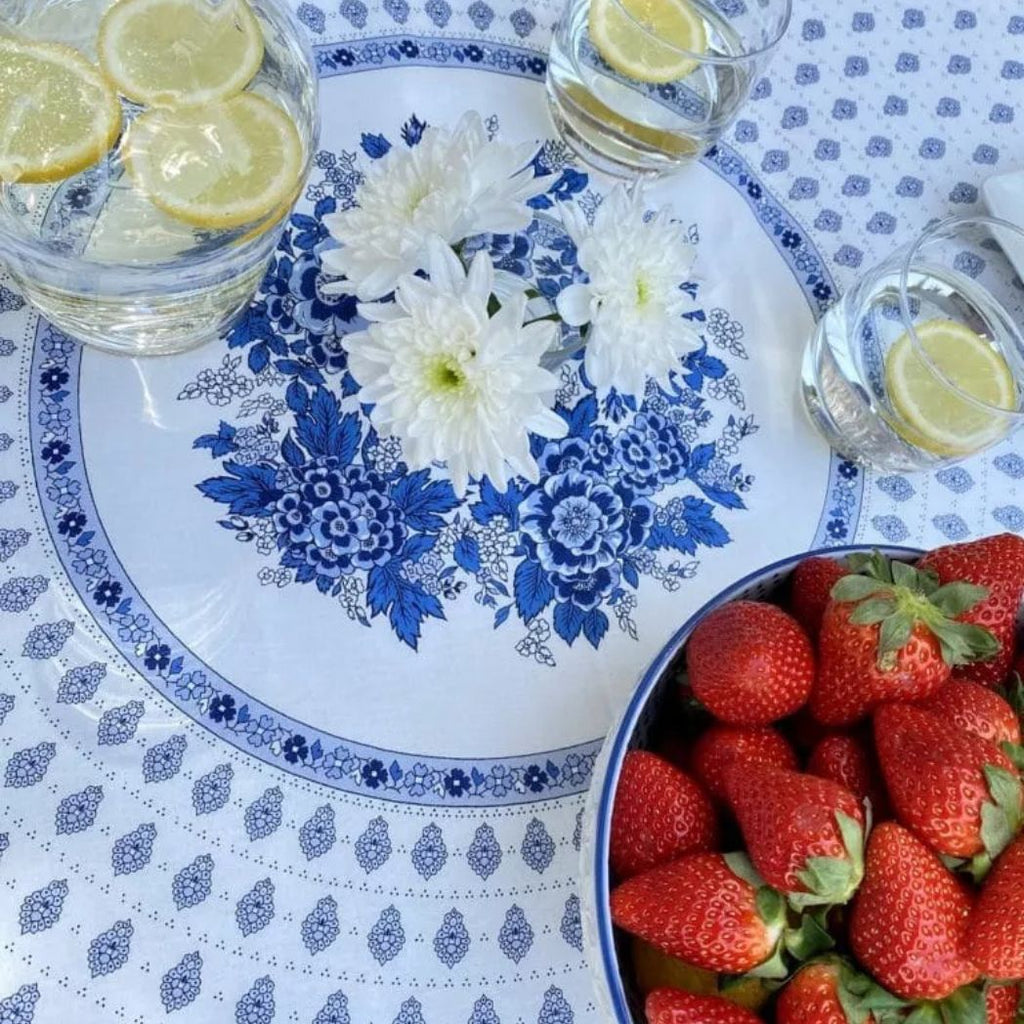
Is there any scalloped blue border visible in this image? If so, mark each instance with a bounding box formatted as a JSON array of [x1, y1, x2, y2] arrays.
[[29, 34, 861, 805]]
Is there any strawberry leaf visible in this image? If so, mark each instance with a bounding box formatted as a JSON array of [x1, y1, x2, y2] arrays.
[[783, 910, 835, 961], [723, 851, 768, 890], [936, 985, 987, 1024], [929, 581, 989, 617], [1001, 740, 1024, 772], [903, 1005, 943, 1024], [848, 596, 898, 625], [831, 574, 893, 602], [1002, 672, 1024, 720], [839, 963, 909, 1024], [980, 763, 1024, 863], [755, 885, 785, 925], [879, 613, 914, 658], [791, 810, 864, 910]]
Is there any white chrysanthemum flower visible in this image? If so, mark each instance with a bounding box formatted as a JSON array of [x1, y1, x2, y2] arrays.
[[343, 240, 567, 494], [321, 111, 548, 300], [556, 184, 701, 398]]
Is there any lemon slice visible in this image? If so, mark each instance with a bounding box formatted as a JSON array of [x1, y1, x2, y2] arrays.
[[0, 37, 121, 183], [98, 0, 264, 106], [124, 93, 303, 229], [589, 0, 707, 84], [885, 317, 1017, 455]]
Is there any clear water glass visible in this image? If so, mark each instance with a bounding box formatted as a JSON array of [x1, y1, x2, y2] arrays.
[[0, 0, 318, 356], [801, 215, 1024, 471], [546, 0, 792, 178]]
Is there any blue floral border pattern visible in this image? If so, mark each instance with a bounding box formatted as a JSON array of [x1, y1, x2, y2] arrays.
[[28, 34, 861, 805]]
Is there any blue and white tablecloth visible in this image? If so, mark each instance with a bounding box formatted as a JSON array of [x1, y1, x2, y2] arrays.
[[2, 1, 1024, 1021]]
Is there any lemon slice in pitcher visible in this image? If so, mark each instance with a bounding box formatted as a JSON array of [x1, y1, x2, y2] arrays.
[[124, 93, 302, 229], [98, 0, 264, 106], [589, 0, 707, 84], [0, 37, 121, 183], [885, 317, 1017, 455]]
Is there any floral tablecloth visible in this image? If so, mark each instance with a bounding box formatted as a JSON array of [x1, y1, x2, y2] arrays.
[[3, 1, 1024, 1022]]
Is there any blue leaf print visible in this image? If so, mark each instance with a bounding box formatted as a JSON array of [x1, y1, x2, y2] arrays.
[[248, 343, 270, 374], [285, 380, 309, 414], [197, 462, 280, 516], [401, 534, 436, 563], [389, 470, 459, 531], [360, 132, 392, 158], [280, 433, 305, 468], [453, 535, 481, 572], [401, 114, 427, 146], [553, 601, 585, 644], [582, 609, 609, 648]]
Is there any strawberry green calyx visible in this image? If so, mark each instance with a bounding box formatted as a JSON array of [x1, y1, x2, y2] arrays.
[[901, 984, 988, 1024], [830, 552, 999, 669], [977, 763, 1024, 868], [790, 809, 865, 912], [830, 958, 909, 1024]]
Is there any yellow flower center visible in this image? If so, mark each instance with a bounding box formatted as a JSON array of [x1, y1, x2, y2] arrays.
[[427, 355, 469, 394], [635, 275, 651, 308]]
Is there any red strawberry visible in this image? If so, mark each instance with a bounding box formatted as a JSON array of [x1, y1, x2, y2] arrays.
[[985, 983, 1022, 1024], [610, 751, 719, 879], [610, 853, 784, 974], [920, 533, 1024, 688], [775, 960, 881, 1024], [686, 601, 815, 725], [850, 823, 978, 1000], [791, 556, 848, 637], [918, 680, 1022, 747], [810, 552, 999, 726], [644, 988, 761, 1024], [807, 733, 889, 818], [874, 703, 1023, 861], [690, 724, 798, 802], [722, 763, 864, 908], [968, 833, 1024, 980]]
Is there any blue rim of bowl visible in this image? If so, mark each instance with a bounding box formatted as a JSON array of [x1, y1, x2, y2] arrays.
[[590, 542, 926, 1024]]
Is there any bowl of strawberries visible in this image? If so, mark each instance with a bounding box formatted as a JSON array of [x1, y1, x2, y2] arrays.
[[583, 535, 1024, 1024]]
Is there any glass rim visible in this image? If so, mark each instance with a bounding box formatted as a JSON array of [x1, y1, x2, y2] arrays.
[[606, 0, 794, 65], [897, 212, 1024, 420]]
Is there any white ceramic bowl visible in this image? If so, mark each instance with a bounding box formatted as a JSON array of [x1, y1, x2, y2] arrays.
[[580, 544, 924, 1023]]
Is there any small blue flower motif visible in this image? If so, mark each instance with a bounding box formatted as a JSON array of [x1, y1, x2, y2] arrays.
[[172, 854, 213, 910], [936, 97, 961, 118], [876, 476, 915, 502], [0, 339, 13, 356], [995, 452, 1024, 478], [934, 467, 973, 493], [751, 77, 771, 99], [142, 734, 187, 783], [521, 818, 555, 873], [835, 245, 864, 269], [338, 0, 366, 27], [19, 878, 68, 934], [4, 742, 56, 788], [393, 998, 426, 1024], [795, 62, 819, 85], [235, 977, 274, 1024], [560, 895, 583, 951], [815, 139, 840, 161], [902, 7, 924, 26], [871, 515, 910, 543], [538, 987, 574, 1024], [510, 6, 535, 36], [950, 183, 978, 205], [1003, 60, 1024, 80], [867, 213, 897, 235], [802, 17, 825, 39], [1010, 14, 1024, 33], [467, 824, 502, 879], [844, 56, 868, 76], [896, 52, 919, 72], [96, 700, 144, 746], [990, 103, 1015, 124], [469, 996, 500, 1024], [832, 98, 857, 121], [88, 920, 133, 977], [733, 119, 758, 142], [498, 904, 534, 963], [993, 506, 1024, 531], [410, 823, 447, 880], [947, 54, 971, 73], [896, 176, 924, 198], [781, 105, 808, 128], [827, 518, 849, 540], [433, 908, 470, 968], [883, 95, 908, 117], [208, 693, 236, 723], [236, 878, 275, 937], [313, 991, 350, 1024], [245, 788, 283, 841], [367, 905, 405, 964], [788, 177, 818, 200], [852, 11, 874, 30], [354, 816, 391, 873], [298, 805, 336, 860], [0, 984, 39, 1023], [160, 951, 202, 1012], [444, 767, 471, 796], [0, 480, 16, 500], [954, 8, 976, 27], [866, 136, 892, 157], [295, 2, 323, 32], [55, 784, 103, 834], [360, 758, 388, 789], [815, 209, 842, 232], [301, 896, 340, 954], [932, 514, 970, 541], [953, 251, 985, 278], [424, 0, 450, 26], [919, 137, 946, 160], [0, 575, 47, 613], [111, 822, 156, 875], [282, 733, 309, 764], [22, 619, 74, 658], [0, 528, 30, 562], [192, 763, 233, 815], [174, 671, 210, 703], [761, 150, 789, 173], [842, 174, 870, 197], [974, 144, 999, 165], [467, 0, 492, 29], [0, 693, 13, 725]]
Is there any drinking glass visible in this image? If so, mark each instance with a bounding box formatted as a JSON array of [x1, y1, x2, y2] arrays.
[[801, 215, 1024, 471], [546, 0, 792, 178], [0, 0, 318, 356]]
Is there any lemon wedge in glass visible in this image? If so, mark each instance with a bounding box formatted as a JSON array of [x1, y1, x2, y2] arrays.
[[124, 93, 302, 229], [885, 317, 1017, 456], [589, 0, 707, 84], [98, 0, 264, 106], [0, 36, 121, 183]]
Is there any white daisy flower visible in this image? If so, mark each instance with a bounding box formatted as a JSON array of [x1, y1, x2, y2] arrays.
[[556, 184, 701, 398], [321, 111, 548, 300], [343, 239, 567, 494]]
